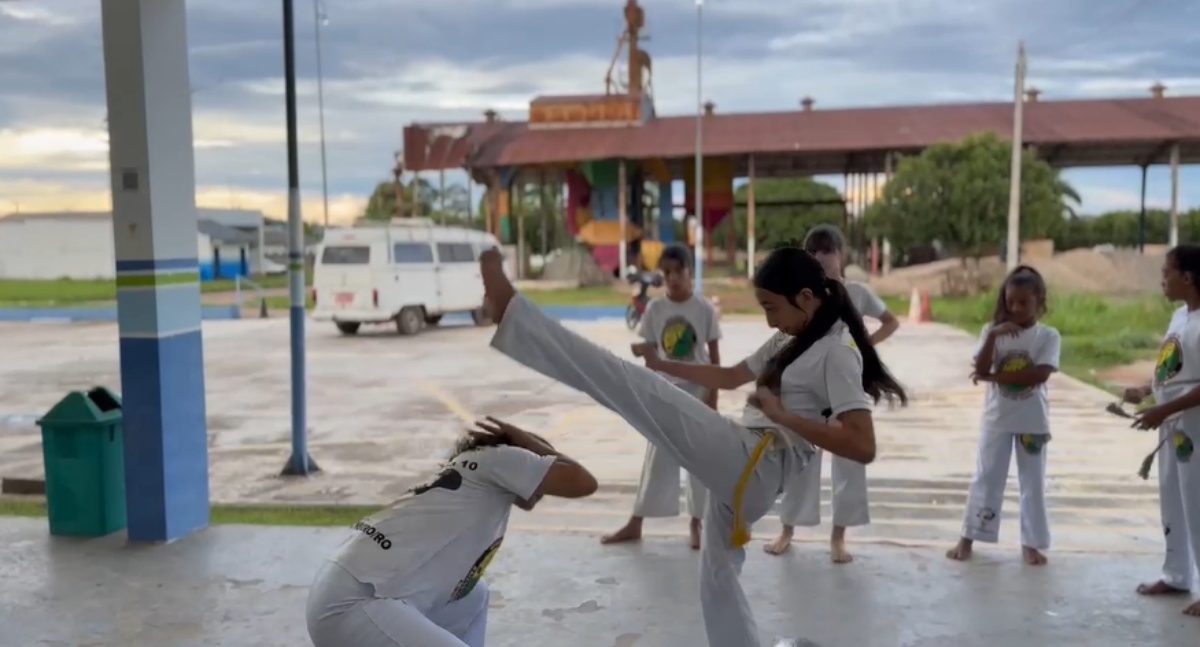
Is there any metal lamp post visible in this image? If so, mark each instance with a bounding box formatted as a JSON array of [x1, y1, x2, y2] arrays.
[[313, 0, 331, 230], [693, 0, 705, 293]]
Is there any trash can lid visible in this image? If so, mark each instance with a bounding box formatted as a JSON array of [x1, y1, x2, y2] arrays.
[[37, 387, 123, 427]]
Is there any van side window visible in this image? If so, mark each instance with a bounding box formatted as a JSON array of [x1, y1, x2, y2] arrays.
[[437, 243, 476, 264], [393, 243, 434, 264], [321, 246, 370, 264]]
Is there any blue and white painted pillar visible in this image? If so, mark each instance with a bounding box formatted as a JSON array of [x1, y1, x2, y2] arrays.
[[100, 0, 210, 542]]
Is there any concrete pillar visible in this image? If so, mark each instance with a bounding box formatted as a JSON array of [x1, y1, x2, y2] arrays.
[[618, 160, 628, 273], [1170, 142, 1180, 248], [100, 0, 209, 543]]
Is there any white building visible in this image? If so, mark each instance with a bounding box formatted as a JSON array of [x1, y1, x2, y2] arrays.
[[0, 209, 267, 281]]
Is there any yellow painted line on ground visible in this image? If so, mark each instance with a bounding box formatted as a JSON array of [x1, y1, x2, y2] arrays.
[[415, 378, 477, 425]]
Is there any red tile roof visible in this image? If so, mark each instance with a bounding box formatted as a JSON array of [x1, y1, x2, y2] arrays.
[[402, 96, 1200, 175]]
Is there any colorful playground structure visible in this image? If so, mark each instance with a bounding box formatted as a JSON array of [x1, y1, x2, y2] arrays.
[[397, 0, 1200, 280]]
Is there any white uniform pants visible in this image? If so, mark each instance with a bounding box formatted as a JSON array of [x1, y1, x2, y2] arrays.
[[960, 431, 1050, 549], [777, 449, 869, 528], [307, 561, 488, 647], [492, 296, 798, 647], [633, 383, 709, 519], [1157, 426, 1200, 590]]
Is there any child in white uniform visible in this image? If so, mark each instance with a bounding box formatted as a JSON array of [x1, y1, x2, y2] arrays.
[[766, 225, 902, 562], [478, 246, 907, 647], [306, 419, 598, 647], [1125, 244, 1200, 618], [603, 244, 719, 550], [947, 266, 1059, 565]]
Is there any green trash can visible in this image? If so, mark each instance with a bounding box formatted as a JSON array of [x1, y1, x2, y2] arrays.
[[37, 387, 127, 537]]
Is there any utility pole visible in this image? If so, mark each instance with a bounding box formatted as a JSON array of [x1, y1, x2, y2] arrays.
[[313, 0, 331, 229], [1005, 41, 1027, 273], [693, 0, 705, 293]]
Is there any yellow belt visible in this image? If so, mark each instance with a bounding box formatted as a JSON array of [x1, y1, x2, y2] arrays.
[[730, 433, 776, 548]]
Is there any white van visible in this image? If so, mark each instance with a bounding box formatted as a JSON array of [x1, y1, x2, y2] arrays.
[[311, 219, 504, 336]]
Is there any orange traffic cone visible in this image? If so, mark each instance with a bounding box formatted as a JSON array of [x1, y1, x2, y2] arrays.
[[907, 287, 932, 324]]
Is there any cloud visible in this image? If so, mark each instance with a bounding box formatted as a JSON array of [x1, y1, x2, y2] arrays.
[[0, 0, 1197, 225]]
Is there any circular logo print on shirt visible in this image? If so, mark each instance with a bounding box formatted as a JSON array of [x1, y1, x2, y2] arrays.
[[1174, 431, 1194, 463], [660, 316, 699, 360], [450, 537, 503, 602], [996, 351, 1034, 400], [1155, 335, 1183, 386], [1018, 433, 1048, 455]]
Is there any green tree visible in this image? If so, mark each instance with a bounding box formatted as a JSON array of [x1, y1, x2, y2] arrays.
[[363, 177, 439, 220], [712, 177, 846, 250], [864, 132, 1079, 261]]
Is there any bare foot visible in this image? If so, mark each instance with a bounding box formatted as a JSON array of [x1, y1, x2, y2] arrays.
[[1022, 546, 1048, 566], [479, 249, 515, 323], [689, 518, 702, 550], [946, 537, 973, 561], [600, 519, 643, 545], [1136, 580, 1189, 596], [830, 536, 854, 564], [1184, 600, 1200, 617], [763, 529, 794, 556]]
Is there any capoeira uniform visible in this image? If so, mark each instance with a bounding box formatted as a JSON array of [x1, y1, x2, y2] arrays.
[[775, 281, 885, 529], [631, 294, 719, 519], [1150, 306, 1200, 592], [306, 445, 555, 647], [960, 322, 1060, 549], [491, 295, 870, 647]]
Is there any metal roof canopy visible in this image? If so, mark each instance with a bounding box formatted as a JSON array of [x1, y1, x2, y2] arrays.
[[403, 95, 1200, 177]]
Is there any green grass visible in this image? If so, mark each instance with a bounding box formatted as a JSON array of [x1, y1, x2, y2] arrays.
[[884, 291, 1174, 388], [0, 275, 296, 307], [0, 496, 374, 527]]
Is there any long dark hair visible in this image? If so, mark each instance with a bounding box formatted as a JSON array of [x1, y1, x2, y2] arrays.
[[450, 430, 552, 458], [990, 265, 1047, 325], [753, 247, 907, 404]]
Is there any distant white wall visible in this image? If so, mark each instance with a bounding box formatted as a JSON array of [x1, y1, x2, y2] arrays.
[[0, 218, 210, 280]]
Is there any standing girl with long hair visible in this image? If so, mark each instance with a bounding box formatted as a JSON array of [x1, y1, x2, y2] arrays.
[[477, 246, 906, 646], [946, 265, 1059, 565]]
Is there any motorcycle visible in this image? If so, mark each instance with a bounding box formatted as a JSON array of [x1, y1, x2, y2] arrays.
[[625, 268, 662, 331]]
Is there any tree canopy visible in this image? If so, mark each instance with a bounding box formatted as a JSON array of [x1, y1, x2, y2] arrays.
[[864, 132, 1080, 259], [711, 176, 846, 250]]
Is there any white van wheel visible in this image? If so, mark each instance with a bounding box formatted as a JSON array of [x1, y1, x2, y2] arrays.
[[396, 307, 424, 335], [336, 322, 361, 336]]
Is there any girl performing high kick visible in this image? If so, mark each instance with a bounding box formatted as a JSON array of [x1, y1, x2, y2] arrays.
[[478, 247, 906, 647]]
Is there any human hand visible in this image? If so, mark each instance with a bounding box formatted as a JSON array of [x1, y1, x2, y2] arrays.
[[748, 386, 784, 418], [969, 371, 994, 385], [989, 322, 1022, 338], [630, 341, 655, 358], [1132, 404, 1173, 431], [472, 416, 538, 449]]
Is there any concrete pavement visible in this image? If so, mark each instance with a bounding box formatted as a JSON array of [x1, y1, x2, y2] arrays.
[[0, 517, 1194, 647]]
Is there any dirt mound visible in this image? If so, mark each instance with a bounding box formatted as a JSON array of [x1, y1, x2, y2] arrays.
[[870, 248, 1164, 297], [541, 246, 612, 287]]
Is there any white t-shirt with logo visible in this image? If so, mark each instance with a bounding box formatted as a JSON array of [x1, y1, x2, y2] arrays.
[[1152, 306, 1200, 439], [331, 444, 555, 613], [974, 322, 1061, 435], [638, 293, 722, 391], [739, 325, 873, 433]]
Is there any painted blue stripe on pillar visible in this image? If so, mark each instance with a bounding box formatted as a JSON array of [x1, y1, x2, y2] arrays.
[[115, 258, 200, 273], [116, 285, 204, 338], [119, 331, 210, 542]]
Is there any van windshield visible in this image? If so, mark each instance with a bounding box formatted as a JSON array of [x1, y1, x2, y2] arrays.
[[321, 246, 370, 265]]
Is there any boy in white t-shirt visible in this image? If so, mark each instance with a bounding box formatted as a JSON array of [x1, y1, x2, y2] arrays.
[[603, 244, 720, 550], [947, 266, 1060, 566], [306, 418, 597, 647], [1123, 244, 1200, 618]]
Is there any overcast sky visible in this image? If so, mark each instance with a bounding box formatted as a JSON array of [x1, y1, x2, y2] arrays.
[[0, 0, 1197, 223]]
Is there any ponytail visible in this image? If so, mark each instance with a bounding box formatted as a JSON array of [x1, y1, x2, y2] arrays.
[[757, 277, 908, 405]]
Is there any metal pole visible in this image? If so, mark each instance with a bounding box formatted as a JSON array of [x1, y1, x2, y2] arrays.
[[619, 160, 628, 273], [693, 0, 704, 293], [313, 0, 330, 229], [1138, 164, 1149, 253], [1170, 142, 1180, 248], [282, 0, 317, 476], [439, 169, 446, 224], [1005, 41, 1027, 272], [747, 154, 756, 279]]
